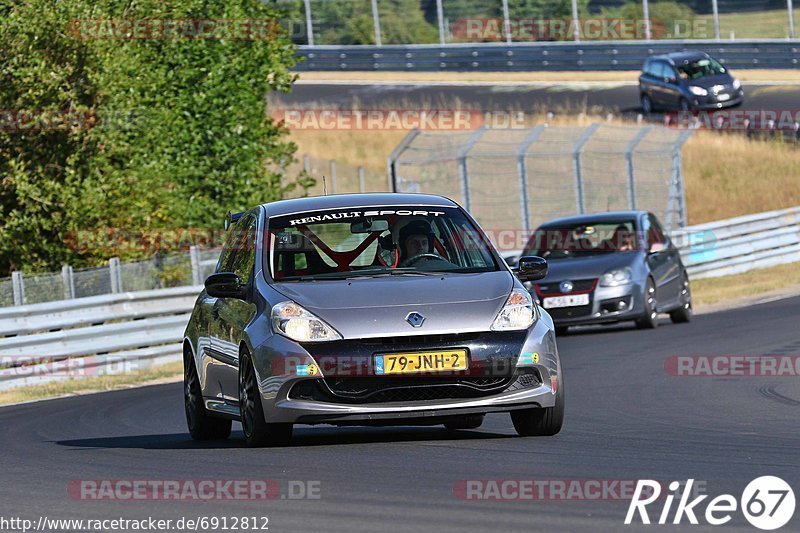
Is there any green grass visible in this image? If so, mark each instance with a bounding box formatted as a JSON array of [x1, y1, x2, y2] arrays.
[[697, 9, 797, 39]]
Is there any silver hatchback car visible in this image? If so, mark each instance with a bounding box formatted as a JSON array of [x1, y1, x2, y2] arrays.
[[183, 194, 564, 446]]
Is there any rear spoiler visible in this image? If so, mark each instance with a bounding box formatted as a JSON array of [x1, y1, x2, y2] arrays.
[[225, 210, 244, 230]]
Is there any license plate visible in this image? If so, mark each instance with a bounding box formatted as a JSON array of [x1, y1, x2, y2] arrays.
[[717, 93, 731, 101], [543, 294, 590, 309], [374, 350, 468, 375]]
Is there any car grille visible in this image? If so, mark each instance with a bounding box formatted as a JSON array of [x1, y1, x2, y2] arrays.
[[546, 304, 594, 320], [535, 278, 597, 296], [357, 332, 480, 347], [288, 370, 541, 405]]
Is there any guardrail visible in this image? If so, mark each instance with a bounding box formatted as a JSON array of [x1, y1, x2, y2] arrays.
[[295, 40, 800, 71], [0, 286, 200, 392], [672, 206, 800, 279]]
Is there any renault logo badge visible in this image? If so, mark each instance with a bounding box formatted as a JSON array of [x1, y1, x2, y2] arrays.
[[406, 312, 425, 327]]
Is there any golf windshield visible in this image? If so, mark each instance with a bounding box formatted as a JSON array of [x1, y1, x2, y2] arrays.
[[267, 206, 500, 281], [523, 220, 639, 260]]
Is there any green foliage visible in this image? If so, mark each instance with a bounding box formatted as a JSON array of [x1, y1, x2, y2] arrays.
[[600, 1, 697, 38], [0, 0, 302, 274]]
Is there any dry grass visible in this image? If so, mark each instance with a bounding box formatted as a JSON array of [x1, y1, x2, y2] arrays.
[[692, 262, 800, 307], [683, 132, 800, 223], [297, 69, 800, 83], [0, 360, 182, 406]]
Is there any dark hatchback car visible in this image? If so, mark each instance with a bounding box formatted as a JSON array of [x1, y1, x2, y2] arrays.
[[519, 211, 692, 335], [639, 51, 743, 113]]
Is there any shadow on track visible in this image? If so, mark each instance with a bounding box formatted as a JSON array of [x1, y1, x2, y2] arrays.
[[56, 426, 514, 450]]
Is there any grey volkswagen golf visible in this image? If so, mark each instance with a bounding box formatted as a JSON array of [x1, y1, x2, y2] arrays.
[[519, 211, 692, 335], [183, 193, 564, 446]]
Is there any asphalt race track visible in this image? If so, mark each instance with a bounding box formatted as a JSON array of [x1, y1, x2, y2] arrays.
[[276, 82, 800, 117], [1, 296, 799, 532]]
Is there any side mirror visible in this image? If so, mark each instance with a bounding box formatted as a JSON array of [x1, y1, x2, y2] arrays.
[[514, 256, 548, 282], [649, 242, 666, 254], [205, 272, 247, 299]]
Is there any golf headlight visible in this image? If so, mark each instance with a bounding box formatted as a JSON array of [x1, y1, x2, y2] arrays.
[[271, 301, 341, 342], [689, 86, 708, 96], [491, 289, 537, 331], [599, 267, 633, 287], [732, 78, 741, 90]]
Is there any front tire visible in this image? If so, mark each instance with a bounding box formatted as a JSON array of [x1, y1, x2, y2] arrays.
[[670, 272, 693, 324], [635, 278, 659, 329], [511, 374, 564, 437], [641, 94, 653, 114], [239, 350, 292, 447], [184, 349, 232, 441]]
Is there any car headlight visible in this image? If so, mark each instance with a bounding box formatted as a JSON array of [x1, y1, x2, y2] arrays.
[[689, 85, 708, 96], [491, 289, 537, 331], [599, 267, 633, 287], [271, 301, 342, 342], [732, 78, 741, 90]]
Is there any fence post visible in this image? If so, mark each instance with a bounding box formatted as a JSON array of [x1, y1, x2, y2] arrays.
[[61, 265, 75, 300], [642, 0, 651, 41], [11, 271, 24, 306], [109, 257, 121, 293], [436, 0, 446, 45], [190, 246, 202, 286], [457, 127, 487, 212], [303, 0, 314, 46], [501, 0, 512, 44], [572, 123, 600, 215], [386, 128, 421, 192], [358, 167, 366, 192], [571, 0, 581, 42], [789, 0, 796, 39], [624, 125, 653, 210], [516, 125, 548, 232], [671, 130, 695, 230], [329, 160, 338, 193], [303, 154, 311, 175], [711, 0, 720, 40], [371, 0, 382, 46]]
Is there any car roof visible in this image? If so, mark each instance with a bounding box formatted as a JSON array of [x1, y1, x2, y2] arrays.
[[260, 193, 459, 217], [647, 51, 709, 64], [537, 210, 648, 228]]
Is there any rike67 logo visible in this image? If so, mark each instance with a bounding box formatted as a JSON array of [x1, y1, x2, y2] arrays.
[[625, 477, 795, 530]]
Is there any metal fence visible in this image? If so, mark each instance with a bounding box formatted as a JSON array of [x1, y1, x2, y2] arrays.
[[0, 248, 220, 308], [282, 0, 800, 46], [388, 123, 693, 235], [281, 153, 388, 198]]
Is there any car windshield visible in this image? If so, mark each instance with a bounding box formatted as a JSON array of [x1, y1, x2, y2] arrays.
[[676, 57, 726, 80], [266, 206, 500, 281], [523, 220, 638, 260]]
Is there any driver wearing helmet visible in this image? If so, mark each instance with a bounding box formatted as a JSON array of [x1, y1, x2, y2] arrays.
[[398, 219, 436, 265]]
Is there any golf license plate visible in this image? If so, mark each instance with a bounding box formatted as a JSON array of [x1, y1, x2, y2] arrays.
[[543, 294, 590, 309], [374, 350, 468, 375]]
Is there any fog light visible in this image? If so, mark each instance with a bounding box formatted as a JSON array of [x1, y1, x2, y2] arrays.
[[618, 300, 627, 310]]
